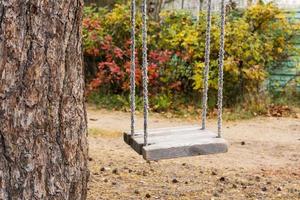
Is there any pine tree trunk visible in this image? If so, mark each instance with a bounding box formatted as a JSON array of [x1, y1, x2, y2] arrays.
[[0, 0, 89, 199]]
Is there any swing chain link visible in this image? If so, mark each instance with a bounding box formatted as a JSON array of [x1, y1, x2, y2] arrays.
[[217, 0, 226, 138], [201, 0, 226, 138], [142, 0, 149, 146], [131, 0, 226, 143], [130, 0, 136, 137], [201, 0, 212, 130]]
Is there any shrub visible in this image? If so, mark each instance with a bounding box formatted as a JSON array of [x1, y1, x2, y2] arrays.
[[83, 3, 299, 112]]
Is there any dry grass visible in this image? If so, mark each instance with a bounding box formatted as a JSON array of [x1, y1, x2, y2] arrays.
[[89, 128, 122, 139]]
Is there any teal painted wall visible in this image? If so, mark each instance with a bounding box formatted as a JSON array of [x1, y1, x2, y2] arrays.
[[268, 10, 300, 92]]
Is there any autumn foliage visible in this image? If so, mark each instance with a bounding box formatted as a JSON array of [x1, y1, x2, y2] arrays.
[[83, 3, 298, 111]]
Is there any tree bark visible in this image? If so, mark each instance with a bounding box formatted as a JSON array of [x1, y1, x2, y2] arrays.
[[0, 0, 89, 199], [148, 0, 164, 21]]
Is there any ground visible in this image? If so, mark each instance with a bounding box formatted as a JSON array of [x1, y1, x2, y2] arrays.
[[86, 107, 300, 200]]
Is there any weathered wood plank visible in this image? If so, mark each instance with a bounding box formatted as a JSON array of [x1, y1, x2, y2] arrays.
[[123, 125, 201, 146], [123, 132, 131, 145], [131, 129, 217, 154], [123, 126, 229, 160], [133, 125, 200, 135], [142, 137, 229, 161], [123, 125, 200, 141]]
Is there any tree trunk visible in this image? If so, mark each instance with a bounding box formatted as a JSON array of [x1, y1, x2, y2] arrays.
[[199, 0, 204, 12], [148, 0, 164, 21], [0, 0, 89, 199]]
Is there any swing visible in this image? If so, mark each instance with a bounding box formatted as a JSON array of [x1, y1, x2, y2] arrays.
[[124, 0, 228, 161]]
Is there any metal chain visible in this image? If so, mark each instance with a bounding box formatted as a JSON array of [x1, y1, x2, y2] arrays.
[[130, 0, 136, 136], [217, 0, 226, 138], [142, 0, 149, 146], [132, 0, 224, 142], [201, 0, 212, 130]]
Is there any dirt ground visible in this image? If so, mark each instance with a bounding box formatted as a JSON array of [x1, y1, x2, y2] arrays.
[[86, 107, 300, 200]]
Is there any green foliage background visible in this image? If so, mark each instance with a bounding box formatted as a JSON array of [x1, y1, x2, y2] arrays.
[[83, 3, 299, 113]]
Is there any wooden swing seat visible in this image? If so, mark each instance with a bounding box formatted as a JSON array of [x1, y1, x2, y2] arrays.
[[124, 126, 229, 161]]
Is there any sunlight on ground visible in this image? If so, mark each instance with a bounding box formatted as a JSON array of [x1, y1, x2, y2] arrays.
[[88, 128, 122, 138]]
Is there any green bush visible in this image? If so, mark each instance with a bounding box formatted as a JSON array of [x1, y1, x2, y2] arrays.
[[83, 3, 299, 112]]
